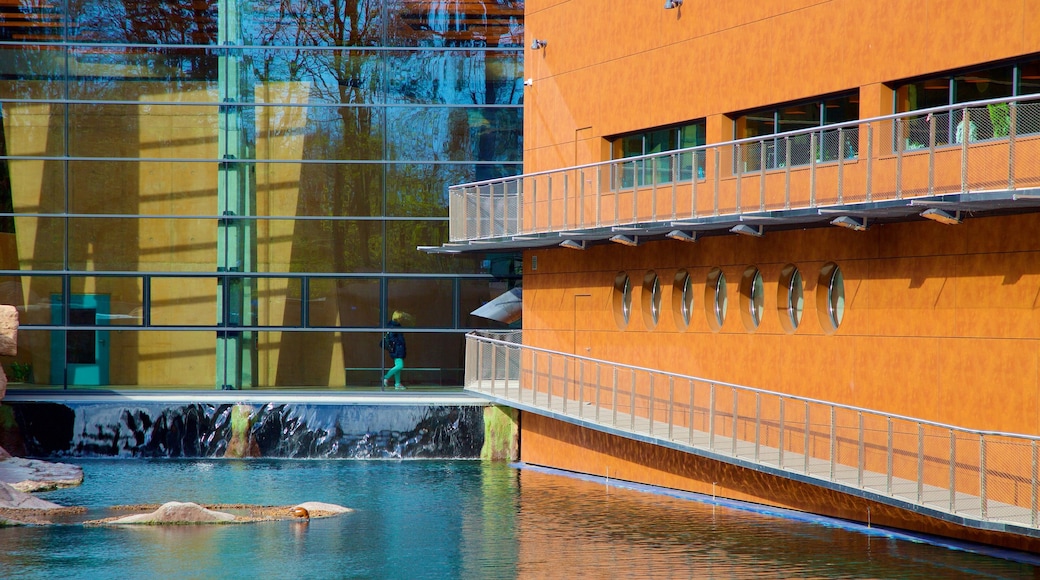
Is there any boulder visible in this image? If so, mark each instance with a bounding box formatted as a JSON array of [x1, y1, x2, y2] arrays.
[[107, 501, 237, 524], [0, 456, 84, 492], [0, 481, 64, 510], [0, 305, 16, 358], [224, 404, 261, 458]]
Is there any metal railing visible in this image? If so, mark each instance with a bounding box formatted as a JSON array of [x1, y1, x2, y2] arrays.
[[465, 332, 1040, 534], [450, 94, 1040, 242]]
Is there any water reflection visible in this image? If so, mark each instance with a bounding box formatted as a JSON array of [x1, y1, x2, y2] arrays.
[[3, 460, 1036, 579]]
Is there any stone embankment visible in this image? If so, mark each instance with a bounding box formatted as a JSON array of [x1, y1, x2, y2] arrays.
[[0, 304, 85, 523]]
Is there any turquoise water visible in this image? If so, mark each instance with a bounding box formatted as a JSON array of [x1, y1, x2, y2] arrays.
[[2, 459, 1038, 579]]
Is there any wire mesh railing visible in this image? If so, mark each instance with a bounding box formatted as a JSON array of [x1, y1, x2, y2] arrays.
[[449, 94, 1040, 242], [465, 332, 1040, 533]]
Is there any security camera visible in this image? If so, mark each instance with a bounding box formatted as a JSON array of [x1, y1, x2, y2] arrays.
[[523, 78, 534, 86], [664, 0, 683, 8]]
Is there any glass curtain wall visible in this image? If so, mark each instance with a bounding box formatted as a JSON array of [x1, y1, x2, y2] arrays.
[[0, 0, 524, 389]]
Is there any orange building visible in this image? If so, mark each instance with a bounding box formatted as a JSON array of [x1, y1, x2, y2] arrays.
[[445, 0, 1040, 551]]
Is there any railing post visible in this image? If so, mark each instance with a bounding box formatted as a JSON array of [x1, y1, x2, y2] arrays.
[[803, 401, 810, 475], [668, 376, 675, 441], [595, 166, 602, 228], [671, 153, 678, 220], [1008, 102, 1018, 190], [612, 367, 619, 427], [473, 337, 482, 392], [886, 417, 893, 495], [595, 363, 602, 423], [578, 357, 585, 419], [734, 143, 742, 213], [613, 163, 620, 226], [895, 118, 904, 200], [731, 389, 739, 456], [531, 351, 537, 405], [630, 372, 637, 431], [784, 136, 792, 209], [865, 124, 873, 202], [709, 383, 716, 450], [754, 393, 761, 462], [916, 423, 924, 503], [961, 108, 970, 192], [547, 175, 554, 232], [688, 379, 695, 445], [490, 343, 497, 393], [857, 411, 864, 487], [809, 132, 817, 208], [1032, 439, 1038, 528], [562, 353, 569, 412], [631, 160, 638, 223], [516, 179, 523, 235], [691, 150, 698, 218], [650, 157, 658, 222], [949, 431, 956, 513], [491, 182, 498, 237], [778, 397, 786, 469], [563, 172, 569, 229], [980, 433, 987, 520], [836, 128, 845, 204], [649, 374, 656, 436], [713, 149, 720, 216], [829, 407, 837, 481], [579, 168, 586, 228], [531, 180, 538, 234], [759, 142, 767, 211], [928, 112, 937, 195], [547, 356, 553, 410]]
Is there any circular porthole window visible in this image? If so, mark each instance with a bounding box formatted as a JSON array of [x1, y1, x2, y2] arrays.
[[612, 272, 632, 328], [672, 270, 694, 329], [642, 271, 661, 329], [704, 268, 727, 332], [777, 264, 804, 333], [816, 263, 845, 333], [739, 266, 764, 331]]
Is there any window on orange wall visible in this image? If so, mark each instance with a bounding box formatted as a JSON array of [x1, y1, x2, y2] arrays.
[[611, 120, 706, 188], [733, 92, 859, 172], [890, 59, 1040, 149]]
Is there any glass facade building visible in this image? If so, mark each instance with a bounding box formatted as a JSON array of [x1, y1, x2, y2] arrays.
[[0, 1, 524, 389]]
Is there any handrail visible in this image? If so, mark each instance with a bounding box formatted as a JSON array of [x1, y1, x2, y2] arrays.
[[467, 332, 1040, 442], [449, 93, 1040, 242], [465, 331, 1040, 533]]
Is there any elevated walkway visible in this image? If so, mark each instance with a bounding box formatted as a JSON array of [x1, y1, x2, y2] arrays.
[[464, 332, 1040, 540]]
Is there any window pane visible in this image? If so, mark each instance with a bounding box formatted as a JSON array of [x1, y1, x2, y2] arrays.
[[308, 278, 381, 328], [1018, 59, 1040, 96], [954, 66, 1014, 104], [241, 0, 383, 48], [387, 51, 523, 105], [460, 279, 513, 329], [386, 106, 521, 162], [71, 0, 217, 45], [247, 50, 384, 105], [386, 277, 453, 328], [387, 1, 524, 48], [151, 277, 216, 326], [384, 219, 485, 274]]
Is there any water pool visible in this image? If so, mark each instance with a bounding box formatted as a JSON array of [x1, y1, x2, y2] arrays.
[[2, 459, 1037, 579]]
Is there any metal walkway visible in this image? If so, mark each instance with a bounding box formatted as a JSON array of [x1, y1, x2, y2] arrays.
[[464, 333, 1040, 539]]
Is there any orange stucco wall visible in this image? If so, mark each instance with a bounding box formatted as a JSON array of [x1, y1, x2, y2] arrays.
[[524, 0, 1040, 174], [523, 211, 1040, 434]]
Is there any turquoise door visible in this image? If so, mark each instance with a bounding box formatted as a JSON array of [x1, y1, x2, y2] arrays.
[[51, 294, 110, 386]]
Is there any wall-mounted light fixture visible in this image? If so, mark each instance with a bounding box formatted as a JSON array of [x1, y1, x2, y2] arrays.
[[730, 224, 764, 237], [830, 216, 868, 231], [559, 239, 585, 250], [530, 39, 548, 50], [920, 208, 962, 225], [664, 0, 683, 8], [666, 230, 697, 243], [609, 234, 639, 247]]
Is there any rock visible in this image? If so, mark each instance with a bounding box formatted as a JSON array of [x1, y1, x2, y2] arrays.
[[0, 304, 16, 358], [293, 501, 353, 515], [0, 456, 84, 492], [107, 501, 237, 524], [0, 481, 64, 510]]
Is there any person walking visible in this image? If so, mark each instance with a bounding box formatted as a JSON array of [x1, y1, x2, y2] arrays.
[[382, 311, 407, 390]]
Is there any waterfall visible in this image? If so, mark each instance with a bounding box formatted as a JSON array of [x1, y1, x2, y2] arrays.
[[4, 401, 485, 459]]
